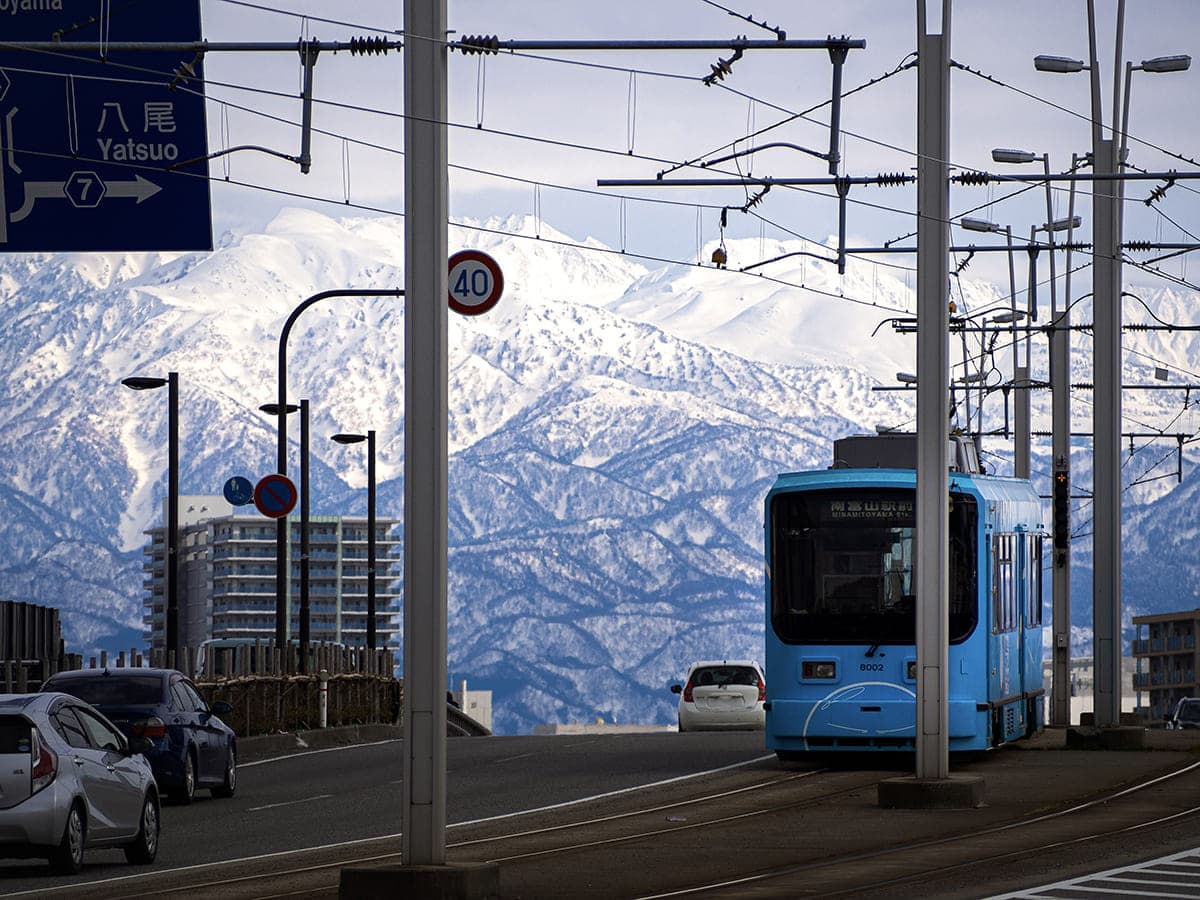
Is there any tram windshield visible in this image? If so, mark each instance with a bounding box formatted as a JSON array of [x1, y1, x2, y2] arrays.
[[769, 488, 977, 645]]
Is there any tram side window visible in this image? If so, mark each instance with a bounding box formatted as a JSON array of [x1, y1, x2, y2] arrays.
[[993, 533, 1018, 633], [1024, 533, 1044, 627]]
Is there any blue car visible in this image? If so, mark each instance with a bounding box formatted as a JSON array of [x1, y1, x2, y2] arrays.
[[40, 668, 236, 804]]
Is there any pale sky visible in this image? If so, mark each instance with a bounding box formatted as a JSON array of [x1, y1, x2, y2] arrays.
[[191, 1, 1198, 297]]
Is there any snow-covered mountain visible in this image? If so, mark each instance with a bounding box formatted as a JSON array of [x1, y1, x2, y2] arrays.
[[0, 209, 1196, 733]]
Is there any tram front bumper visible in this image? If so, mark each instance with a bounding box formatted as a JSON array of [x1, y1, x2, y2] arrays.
[[767, 696, 983, 750]]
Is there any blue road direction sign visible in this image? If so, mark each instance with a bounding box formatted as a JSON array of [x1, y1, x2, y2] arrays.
[[254, 474, 297, 519], [0, 0, 212, 251], [223, 476, 254, 507]]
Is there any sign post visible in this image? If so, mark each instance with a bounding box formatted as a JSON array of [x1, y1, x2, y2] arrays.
[[0, 0, 211, 251]]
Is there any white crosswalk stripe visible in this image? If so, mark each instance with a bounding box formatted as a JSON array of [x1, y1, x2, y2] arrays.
[[988, 848, 1200, 898]]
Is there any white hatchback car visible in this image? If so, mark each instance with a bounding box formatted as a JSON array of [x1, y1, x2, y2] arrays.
[[671, 660, 766, 732]]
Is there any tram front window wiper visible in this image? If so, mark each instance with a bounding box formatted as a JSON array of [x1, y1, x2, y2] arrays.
[[865, 643, 880, 657]]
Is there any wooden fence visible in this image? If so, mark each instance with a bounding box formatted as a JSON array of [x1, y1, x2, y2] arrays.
[[3, 640, 401, 737]]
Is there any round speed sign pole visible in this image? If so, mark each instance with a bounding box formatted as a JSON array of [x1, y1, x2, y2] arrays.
[[447, 249, 503, 315]]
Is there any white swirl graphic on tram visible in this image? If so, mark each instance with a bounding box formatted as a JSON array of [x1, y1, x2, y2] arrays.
[[802, 681, 917, 750]]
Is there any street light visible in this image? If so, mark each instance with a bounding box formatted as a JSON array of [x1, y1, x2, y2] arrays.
[[123, 372, 180, 662], [331, 430, 377, 650], [1036, 22, 1191, 730], [1119, 55, 1190, 227], [959, 216, 1024, 473], [270, 289, 402, 652]]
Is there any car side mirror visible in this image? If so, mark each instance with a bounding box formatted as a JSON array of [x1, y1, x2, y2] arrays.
[[128, 736, 154, 756], [211, 701, 234, 716], [670, 683, 682, 695]]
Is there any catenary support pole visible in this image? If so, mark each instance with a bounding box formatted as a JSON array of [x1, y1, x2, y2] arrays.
[[402, 0, 449, 866], [167, 372, 180, 661], [1050, 154, 1081, 727], [915, 0, 951, 780], [1091, 0, 1125, 729], [366, 429, 377, 651], [300, 399, 310, 673]]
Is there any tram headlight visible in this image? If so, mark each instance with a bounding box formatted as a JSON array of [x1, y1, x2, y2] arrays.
[[802, 661, 837, 680], [905, 660, 918, 681]]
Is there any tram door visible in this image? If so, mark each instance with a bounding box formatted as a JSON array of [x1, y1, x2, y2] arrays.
[[1018, 531, 1044, 732], [990, 533, 1023, 743]]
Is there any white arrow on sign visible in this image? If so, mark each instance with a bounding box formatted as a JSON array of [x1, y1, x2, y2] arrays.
[[10, 173, 161, 223]]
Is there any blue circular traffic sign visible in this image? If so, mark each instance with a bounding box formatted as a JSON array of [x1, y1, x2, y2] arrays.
[[223, 476, 254, 506], [254, 474, 297, 519]]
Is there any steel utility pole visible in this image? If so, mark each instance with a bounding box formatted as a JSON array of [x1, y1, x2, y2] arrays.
[[1089, 0, 1123, 730], [401, 0, 450, 868], [914, 0, 951, 781], [1050, 155, 1083, 727]]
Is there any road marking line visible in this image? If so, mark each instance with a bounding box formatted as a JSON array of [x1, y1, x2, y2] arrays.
[[248, 794, 334, 812]]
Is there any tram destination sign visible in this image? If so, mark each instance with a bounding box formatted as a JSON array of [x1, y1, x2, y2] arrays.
[[823, 499, 914, 522], [0, 0, 212, 251]]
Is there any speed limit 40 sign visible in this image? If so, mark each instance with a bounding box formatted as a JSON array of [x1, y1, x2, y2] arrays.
[[448, 250, 504, 316]]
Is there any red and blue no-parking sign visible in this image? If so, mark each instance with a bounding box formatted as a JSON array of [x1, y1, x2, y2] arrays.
[[448, 250, 504, 316], [254, 474, 298, 519]]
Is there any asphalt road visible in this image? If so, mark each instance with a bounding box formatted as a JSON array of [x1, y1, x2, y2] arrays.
[[0, 730, 770, 896]]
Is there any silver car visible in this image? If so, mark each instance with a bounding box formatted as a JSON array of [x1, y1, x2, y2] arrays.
[[0, 692, 160, 873]]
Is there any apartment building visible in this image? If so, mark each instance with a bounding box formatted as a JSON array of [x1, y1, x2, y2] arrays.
[[142, 495, 400, 654], [1132, 609, 1200, 723]]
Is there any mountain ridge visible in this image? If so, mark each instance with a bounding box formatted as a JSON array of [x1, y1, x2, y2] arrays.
[[0, 207, 1195, 733]]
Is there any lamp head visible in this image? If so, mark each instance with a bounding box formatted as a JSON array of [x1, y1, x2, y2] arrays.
[[1140, 54, 1191, 73], [895, 372, 918, 385], [992, 148, 1039, 164], [331, 433, 367, 445], [960, 217, 1002, 233], [1034, 55, 1086, 73], [260, 403, 300, 415], [990, 311, 1027, 324], [122, 376, 169, 391], [1041, 215, 1082, 233]]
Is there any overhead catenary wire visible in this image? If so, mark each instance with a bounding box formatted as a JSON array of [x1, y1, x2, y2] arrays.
[[7, 7, 1196, 339]]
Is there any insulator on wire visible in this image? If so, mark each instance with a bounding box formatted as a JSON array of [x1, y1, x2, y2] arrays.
[[954, 171, 993, 186], [702, 46, 744, 86], [349, 36, 390, 56], [458, 34, 501, 55], [1124, 240, 1152, 252], [1144, 179, 1175, 206], [875, 172, 910, 187]]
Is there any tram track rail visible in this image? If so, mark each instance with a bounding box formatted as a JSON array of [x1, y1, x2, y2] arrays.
[[18, 754, 1200, 899]]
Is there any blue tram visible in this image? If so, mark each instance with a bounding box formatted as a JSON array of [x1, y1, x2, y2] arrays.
[[764, 433, 1047, 758]]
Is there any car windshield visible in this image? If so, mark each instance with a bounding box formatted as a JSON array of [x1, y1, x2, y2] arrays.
[[690, 666, 760, 687], [49, 675, 164, 706], [1178, 701, 1200, 723]]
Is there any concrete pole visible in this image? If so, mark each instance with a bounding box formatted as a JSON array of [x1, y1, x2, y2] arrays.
[[402, 0, 449, 866], [366, 429, 377, 651], [166, 372, 180, 661], [300, 398, 310, 673], [915, 0, 951, 780], [1050, 155, 1081, 727], [1092, 134, 1122, 728], [1091, 0, 1126, 729]]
